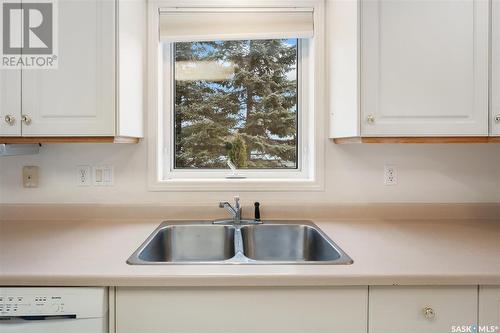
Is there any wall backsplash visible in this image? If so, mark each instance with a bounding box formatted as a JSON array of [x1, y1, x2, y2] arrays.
[[0, 139, 499, 204]]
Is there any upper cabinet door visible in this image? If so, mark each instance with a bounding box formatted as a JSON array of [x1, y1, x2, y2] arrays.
[[0, 0, 22, 136], [21, 0, 115, 136], [0, 70, 21, 136], [361, 0, 489, 136]]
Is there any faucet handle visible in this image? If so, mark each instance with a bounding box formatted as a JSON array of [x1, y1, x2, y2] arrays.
[[234, 196, 240, 205], [254, 202, 261, 221]]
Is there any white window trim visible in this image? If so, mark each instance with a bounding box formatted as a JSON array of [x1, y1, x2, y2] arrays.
[[147, 0, 325, 192]]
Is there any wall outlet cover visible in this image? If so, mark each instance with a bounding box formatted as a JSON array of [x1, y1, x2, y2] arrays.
[[384, 165, 397, 186], [77, 165, 92, 186], [22, 166, 39, 188]]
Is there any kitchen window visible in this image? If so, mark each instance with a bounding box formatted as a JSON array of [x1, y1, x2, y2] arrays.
[[149, 3, 325, 191], [172, 38, 299, 171]]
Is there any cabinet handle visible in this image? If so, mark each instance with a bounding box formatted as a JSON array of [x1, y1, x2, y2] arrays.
[[495, 115, 500, 123], [366, 114, 375, 124], [21, 115, 32, 126], [4, 115, 15, 126], [423, 306, 435, 320]]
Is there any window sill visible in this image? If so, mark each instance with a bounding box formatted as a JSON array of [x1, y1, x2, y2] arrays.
[[148, 178, 324, 192]]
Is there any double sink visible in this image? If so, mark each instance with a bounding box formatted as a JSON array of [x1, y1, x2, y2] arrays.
[[127, 221, 353, 265]]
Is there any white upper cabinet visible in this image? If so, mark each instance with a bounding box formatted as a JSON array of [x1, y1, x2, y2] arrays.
[[328, 0, 489, 139], [361, 0, 489, 136], [0, 70, 21, 136], [0, 0, 145, 139], [492, 1, 500, 135], [369, 286, 478, 333], [21, 0, 115, 136], [0, 0, 21, 137]]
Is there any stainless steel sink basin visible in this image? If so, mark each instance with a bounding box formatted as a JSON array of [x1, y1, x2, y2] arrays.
[[127, 221, 352, 265], [132, 224, 235, 263], [241, 224, 344, 262]]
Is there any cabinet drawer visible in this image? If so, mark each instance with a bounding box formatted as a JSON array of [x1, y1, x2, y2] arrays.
[[369, 286, 477, 333]]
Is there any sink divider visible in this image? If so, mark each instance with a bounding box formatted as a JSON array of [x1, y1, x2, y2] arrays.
[[233, 227, 245, 256]]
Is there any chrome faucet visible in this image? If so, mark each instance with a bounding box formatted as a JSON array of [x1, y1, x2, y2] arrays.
[[214, 196, 262, 225], [219, 196, 242, 224]]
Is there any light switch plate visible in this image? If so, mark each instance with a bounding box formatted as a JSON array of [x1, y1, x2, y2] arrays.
[[23, 166, 39, 188], [93, 165, 113, 186]]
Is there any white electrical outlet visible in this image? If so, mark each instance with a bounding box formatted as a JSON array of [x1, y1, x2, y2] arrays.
[[384, 165, 397, 186], [93, 165, 114, 186], [77, 165, 92, 186], [22, 166, 39, 188]]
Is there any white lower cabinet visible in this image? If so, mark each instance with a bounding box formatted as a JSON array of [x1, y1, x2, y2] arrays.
[[479, 286, 500, 329], [115, 285, 495, 333], [369, 286, 478, 333], [115, 287, 368, 333]]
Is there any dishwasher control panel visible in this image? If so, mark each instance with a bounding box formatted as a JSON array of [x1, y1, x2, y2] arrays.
[[0, 288, 107, 333], [0, 293, 66, 316], [0, 287, 106, 319]]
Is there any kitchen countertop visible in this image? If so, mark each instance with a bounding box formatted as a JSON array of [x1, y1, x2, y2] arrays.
[[0, 218, 499, 286]]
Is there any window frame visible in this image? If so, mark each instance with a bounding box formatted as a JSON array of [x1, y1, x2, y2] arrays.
[[148, 0, 325, 192]]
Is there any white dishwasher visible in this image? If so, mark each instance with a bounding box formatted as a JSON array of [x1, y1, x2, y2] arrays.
[[0, 287, 107, 333]]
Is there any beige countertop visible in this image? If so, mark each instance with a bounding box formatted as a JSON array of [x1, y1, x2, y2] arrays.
[[0, 217, 499, 286]]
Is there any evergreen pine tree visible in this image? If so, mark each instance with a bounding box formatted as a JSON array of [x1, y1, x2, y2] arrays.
[[228, 133, 248, 168], [174, 42, 239, 168], [174, 39, 297, 169]]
